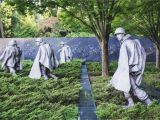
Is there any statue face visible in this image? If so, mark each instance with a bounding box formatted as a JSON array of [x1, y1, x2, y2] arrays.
[[116, 33, 125, 41], [60, 44, 64, 47], [35, 41, 40, 46]]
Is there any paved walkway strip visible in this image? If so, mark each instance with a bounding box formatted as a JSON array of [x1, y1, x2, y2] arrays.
[[78, 62, 98, 120]]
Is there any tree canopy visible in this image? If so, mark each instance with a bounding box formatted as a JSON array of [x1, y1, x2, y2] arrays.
[[1, 0, 160, 73]]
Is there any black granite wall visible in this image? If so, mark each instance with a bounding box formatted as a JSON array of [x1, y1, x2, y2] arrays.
[[0, 37, 156, 62]]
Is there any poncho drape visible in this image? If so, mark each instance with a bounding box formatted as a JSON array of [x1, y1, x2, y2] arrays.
[[0, 45, 20, 69], [111, 34, 146, 93], [29, 43, 59, 79], [60, 45, 72, 64]]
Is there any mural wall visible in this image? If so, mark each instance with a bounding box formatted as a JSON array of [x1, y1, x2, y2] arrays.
[[0, 37, 155, 62]]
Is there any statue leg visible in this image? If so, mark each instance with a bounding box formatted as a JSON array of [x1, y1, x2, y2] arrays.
[[123, 92, 134, 108], [9, 67, 16, 76], [40, 65, 49, 80], [15, 60, 20, 71], [49, 73, 58, 80], [130, 77, 152, 105], [46, 68, 58, 80], [4, 66, 9, 72]]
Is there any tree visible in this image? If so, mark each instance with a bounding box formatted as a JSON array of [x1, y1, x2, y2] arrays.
[[57, 10, 92, 35], [6, 0, 123, 76], [0, 20, 4, 37], [0, 1, 15, 37], [118, 0, 160, 68], [137, 0, 160, 68], [54, 0, 122, 76], [12, 12, 39, 37]]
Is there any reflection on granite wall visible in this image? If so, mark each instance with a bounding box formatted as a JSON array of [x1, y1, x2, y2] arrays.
[[0, 37, 156, 62]]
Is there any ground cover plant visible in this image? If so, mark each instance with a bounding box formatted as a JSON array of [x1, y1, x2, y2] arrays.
[[87, 61, 160, 119], [0, 59, 82, 120]]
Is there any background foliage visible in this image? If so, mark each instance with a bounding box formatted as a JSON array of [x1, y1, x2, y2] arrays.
[[0, 2, 15, 37], [12, 12, 39, 37]]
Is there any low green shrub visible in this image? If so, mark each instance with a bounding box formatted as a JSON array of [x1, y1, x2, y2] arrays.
[[97, 100, 160, 119], [0, 59, 81, 120], [87, 61, 160, 120]]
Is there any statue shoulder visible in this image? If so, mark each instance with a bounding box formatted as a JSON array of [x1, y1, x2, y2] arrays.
[[123, 39, 135, 47], [65, 45, 71, 48]]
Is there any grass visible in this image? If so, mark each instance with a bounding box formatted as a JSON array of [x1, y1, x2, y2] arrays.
[[87, 61, 160, 120], [0, 59, 82, 120]]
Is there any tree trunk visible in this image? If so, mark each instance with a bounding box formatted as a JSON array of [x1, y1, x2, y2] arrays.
[[101, 38, 109, 77], [0, 20, 4, 38], [156, 45, 160, 68]]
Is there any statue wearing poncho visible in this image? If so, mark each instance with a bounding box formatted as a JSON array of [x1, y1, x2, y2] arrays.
[[59, 42, 72, 64], [29, 38, 59, 80], [111, 27, 152, 108], [111, 34, 145, 93], [0, 40, 22, 75]]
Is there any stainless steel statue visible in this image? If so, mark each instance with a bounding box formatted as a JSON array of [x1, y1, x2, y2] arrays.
[[29, 38, 59, 80], [59, 42, 73, 64], [0, 40, 22, 75], [111, 27, 152, 108]]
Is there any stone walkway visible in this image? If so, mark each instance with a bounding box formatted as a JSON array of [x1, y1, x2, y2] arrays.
[[78, 62, 98, 120]]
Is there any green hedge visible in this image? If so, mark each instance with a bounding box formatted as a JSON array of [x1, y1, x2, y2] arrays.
[[0, 59, 82, 120], [86, 61, 118, 76]]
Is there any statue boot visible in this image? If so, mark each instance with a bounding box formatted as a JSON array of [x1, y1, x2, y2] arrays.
[[43, 74, 49, 80], [41, 67, 49, 80], [9, 67, 17, 76], [49, 73, 58, 80], [144, 98, 152, 105], [123, 97, 134, 109], [123, 92, 134, 109]]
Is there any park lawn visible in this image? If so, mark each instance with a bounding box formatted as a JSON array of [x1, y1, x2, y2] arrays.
[[87, 61, 160, 120], [0, 59, 82, 120]]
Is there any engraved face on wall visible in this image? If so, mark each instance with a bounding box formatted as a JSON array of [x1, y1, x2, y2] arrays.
[[116, 33, 125, 41], [35, 41, 41, 46]]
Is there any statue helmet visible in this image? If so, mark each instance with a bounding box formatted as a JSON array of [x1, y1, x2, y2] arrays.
[[114, 27, 125, 35], [35, 38, 43, 43], [8, 39, 17, 46]]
